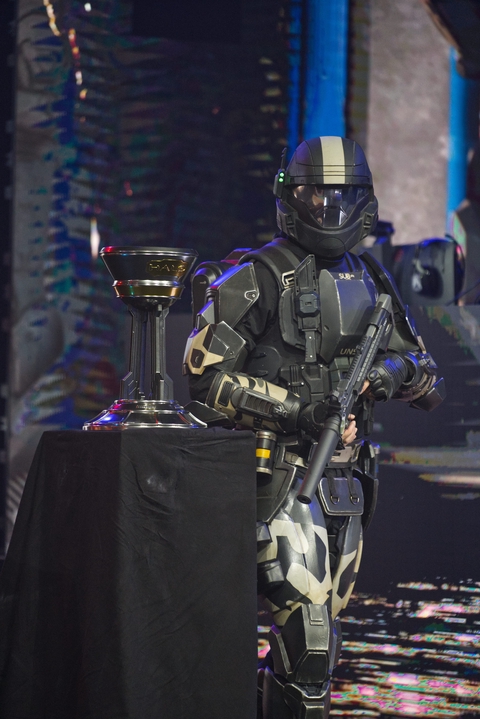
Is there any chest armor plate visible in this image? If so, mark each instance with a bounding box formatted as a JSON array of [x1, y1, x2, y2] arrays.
[[279, 268, 378, 364]]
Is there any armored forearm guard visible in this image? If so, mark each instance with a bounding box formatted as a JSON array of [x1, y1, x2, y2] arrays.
[[394, 351, 445, 410], [368, 351, 445, 411], [206, 372, 302, 433], [359, 252, 445, 412]]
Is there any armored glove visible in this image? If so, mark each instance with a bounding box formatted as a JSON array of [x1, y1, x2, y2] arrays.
[[298, 402, 328, 436], [367, 352, 411, 402]]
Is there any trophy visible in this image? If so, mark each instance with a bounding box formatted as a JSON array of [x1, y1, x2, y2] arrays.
[[83, 246, 205, 430]]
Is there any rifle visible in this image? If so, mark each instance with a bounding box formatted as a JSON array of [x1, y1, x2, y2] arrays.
[[297, 293, 393, 504]]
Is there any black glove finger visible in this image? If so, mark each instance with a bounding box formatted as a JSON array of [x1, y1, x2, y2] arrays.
[[368, 369, 388, 401]]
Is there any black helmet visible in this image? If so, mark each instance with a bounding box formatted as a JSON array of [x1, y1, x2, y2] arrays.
[[274, 136, 378, 258]]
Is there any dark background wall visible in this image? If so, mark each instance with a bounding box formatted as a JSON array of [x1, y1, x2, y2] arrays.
[[5, 0, 291, 543], [2, 1, 480, 715], [0, 0, 16, 560]]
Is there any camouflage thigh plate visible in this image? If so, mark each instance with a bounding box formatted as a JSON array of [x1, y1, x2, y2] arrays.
[[257, 471, 363, 719]]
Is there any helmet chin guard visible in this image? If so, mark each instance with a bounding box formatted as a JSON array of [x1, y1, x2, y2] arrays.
[[274, 136, 378, 258], [276, 203, 377, 258]]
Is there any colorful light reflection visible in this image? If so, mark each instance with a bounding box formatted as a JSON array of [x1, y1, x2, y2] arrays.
[[259, 581, 480, 716]]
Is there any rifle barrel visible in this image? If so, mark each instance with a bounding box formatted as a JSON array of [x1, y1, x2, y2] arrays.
[[297, 416, 341, 504]]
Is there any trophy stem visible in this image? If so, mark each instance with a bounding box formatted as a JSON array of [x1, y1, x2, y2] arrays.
[[120, 307, 148, 400], [150, 307, 173, 400], [139, 309, 148, 396]]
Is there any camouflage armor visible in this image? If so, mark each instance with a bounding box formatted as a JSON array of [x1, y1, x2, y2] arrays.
[[184, 137, 444, 719]]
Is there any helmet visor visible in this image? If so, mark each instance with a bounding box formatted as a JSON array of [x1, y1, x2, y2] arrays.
[[291, 185, 370, 228]]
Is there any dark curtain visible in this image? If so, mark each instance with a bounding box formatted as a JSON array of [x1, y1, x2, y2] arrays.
[[0, 428, 258, 719]]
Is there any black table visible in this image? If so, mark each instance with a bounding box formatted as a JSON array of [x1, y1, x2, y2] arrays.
[[0, 428, 257, 719]]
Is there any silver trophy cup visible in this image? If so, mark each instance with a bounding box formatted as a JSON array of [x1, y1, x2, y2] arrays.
[[83, 246, 205, 430]]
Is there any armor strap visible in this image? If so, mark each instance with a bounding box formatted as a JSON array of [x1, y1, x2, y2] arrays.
[[344, 251, 365, 273], [293, 254, 320, 363], [241, 238, 300, 291], [243, 240, 325, 365], [359, 250, 407, 322]]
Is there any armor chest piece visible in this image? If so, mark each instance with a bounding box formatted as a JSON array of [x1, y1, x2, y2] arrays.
[[279, 258, 378, 365]]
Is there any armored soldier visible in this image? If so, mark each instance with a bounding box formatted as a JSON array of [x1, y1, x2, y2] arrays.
[[183, 136, 444, 719]]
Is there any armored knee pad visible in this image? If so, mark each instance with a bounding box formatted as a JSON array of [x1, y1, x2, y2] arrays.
[[262, 604, 341, 719], [268, 604, 337, 683]]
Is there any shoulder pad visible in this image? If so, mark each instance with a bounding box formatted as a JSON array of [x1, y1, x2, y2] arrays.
[[191, 248, 254, 319], [241, 238, 300, 290], [208, 263, 259, 327], [183, 321, 247, 376]]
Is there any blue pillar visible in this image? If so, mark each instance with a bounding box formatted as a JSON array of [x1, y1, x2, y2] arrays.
[[447, 49, 480, 225], [302, 0, 349, 140]]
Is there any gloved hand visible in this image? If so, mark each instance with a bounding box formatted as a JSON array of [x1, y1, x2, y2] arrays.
[[367, 352, 411, 402], [299, 403, 357, 444], [298, 402, 328, 435]]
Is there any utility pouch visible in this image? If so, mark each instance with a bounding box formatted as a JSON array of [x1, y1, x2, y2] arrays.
[[318, 475, 364, 516]]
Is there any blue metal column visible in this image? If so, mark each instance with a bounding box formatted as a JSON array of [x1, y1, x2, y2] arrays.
[[302, 0, 349, 140], [447, 48, 480, 226]]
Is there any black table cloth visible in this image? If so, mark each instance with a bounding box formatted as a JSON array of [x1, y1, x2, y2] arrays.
[[0, 428, 258, 719]]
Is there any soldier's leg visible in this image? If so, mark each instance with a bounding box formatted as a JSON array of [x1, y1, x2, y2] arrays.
[[257, 482, 340, 719], [329, 515, 363, 619]]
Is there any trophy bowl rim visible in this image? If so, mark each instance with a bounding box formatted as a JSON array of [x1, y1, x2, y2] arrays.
[[101, 246, 198, 257]]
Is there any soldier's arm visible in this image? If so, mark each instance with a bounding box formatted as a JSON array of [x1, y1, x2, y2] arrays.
[[184, 261, 310, 433], [361, 251, 445, 410]]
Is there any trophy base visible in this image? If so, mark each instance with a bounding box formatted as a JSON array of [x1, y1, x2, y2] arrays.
[[83, 399, 207, 430]]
